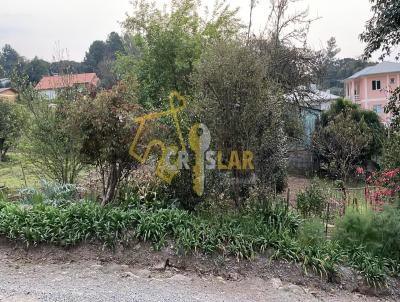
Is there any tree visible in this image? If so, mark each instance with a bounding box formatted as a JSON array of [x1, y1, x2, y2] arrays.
[[106, 32, 124, 59], [0, 44, 25, 77], [83, 32, 125, 88], [191, 41, 288, 204], [83, 40, 107, 72], [72, 81, 141, 205], [321, 99, 385, 159], [0, 101, 26, 161], [313, 111, 372, 181], [382, 131, 400, 169], [360, 0, 400, 60], [50, 60, 85, 75], [119, 0, 241, 108], [24, 57, 50, 84], [23, 99, 84, 184]]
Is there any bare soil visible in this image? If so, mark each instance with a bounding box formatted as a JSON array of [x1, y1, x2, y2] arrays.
[[0, 237, 399, 301]]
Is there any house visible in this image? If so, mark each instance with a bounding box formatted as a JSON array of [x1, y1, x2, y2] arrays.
[[35, 73, 99, 99], [287, 85, 340, 174], [344, 61, 400, 124], [0, 78, 11, 88], [0, 87, 18, 101]]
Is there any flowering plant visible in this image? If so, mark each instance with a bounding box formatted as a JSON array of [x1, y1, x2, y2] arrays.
[[363, 168, 400, 209]]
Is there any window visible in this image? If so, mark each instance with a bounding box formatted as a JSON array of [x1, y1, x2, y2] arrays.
[[372, 80, 381, 90], [373, 105, 383, 114], [390, 78, 396, 84]]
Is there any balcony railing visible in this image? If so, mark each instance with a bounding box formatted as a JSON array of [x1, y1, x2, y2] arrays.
[[354, 95, 360, 101]]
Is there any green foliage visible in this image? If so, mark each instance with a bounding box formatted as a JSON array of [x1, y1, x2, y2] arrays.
[[72, 81, 141, 205], [382, 131, 400, 169], [314, 104, 374, 181], [118, 0, 241, 108], [320, 99, 384, 158], [0, 198, 296, 257], [298, 218, 325, 246], [0, 44, 25, 77], [386, 87, 400, 131], [22, 99, 83, 184], [296, 182, 327, 217], [335, 207, 400, 262], [83, 32, 125, 88], [24, 57, 50, 84], [360, 0, 400, 60], [192, 40, 288, 201], [0, 101, 27, 161], [346, 245, 391, 287], [19, 180, 79, 206]]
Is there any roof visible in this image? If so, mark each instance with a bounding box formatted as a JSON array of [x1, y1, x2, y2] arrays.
[[0, 87, 17, 94], [286, 85, 340, 105], [311, 87, 340, 101], [35, 73, 99, 90], [346, 61, 400, 80]]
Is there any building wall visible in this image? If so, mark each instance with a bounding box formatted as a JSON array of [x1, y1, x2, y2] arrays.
[[0, 90, 17, 101], [345, 72, 400, 124], [39, 89, 57, 100]]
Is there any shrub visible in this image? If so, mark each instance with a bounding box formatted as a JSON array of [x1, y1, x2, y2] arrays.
[[382, 131, 400, 170], [296, 181, 326, 217], [298, 218, 325, 247], [18, 180, 79, 206], [0, 101, 27, 161], [335, 207, 400, 262]]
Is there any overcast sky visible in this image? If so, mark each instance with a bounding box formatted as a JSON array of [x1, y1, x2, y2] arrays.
[[0, 0, 375, 62]]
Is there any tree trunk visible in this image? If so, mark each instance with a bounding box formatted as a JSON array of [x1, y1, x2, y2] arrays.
[[0, 138, 5, 162], [101, 163, 120, 206]]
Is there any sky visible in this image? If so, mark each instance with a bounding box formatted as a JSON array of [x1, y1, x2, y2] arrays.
[[0, 0, 375, 62]]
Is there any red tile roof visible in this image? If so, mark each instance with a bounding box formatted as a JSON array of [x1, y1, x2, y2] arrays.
[[35, 73, 99, 90]]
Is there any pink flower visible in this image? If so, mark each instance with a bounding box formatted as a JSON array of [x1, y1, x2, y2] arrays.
[[356, 167, 364, 175]]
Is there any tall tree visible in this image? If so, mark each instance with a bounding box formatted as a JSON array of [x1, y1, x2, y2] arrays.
[[24, 57, 50, 84], [118, 0, 241, 108], [192, 41, 288, 203], [83, 40, 107, 72], [0, 44, 25, 77], [72, 81, 141, 205], [360, 0, 400, 60]]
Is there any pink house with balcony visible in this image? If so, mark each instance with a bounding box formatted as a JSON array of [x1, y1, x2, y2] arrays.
[[344, 61, 400, 124]]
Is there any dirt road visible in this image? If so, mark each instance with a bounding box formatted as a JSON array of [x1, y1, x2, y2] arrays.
[[0, 257, 388, 302]]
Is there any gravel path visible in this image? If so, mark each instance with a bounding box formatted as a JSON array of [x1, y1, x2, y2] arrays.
[[0, 257, 388, 302]]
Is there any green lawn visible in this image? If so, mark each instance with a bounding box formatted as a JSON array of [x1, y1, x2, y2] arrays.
[[0, 152, 39, 191]]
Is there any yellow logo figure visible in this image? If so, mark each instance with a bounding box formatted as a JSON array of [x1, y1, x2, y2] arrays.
[[129, 91, 186, 183], [129, 91, 255, 196]]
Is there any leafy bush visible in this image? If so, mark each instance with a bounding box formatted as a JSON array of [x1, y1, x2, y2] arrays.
[[0, 101, 27, 161], [0, 195, 397, 285], [18, 180, 79, 206], [296, 182, 326, 217], [298, 218, 325, 247], [335, 207, 400, 262], [382, 131, 400, 170]]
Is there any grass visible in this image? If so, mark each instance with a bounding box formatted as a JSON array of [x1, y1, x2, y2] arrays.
[[0, 152, 39, 191]]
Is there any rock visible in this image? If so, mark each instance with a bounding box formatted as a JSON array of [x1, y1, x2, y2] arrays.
[[227, 272, 241, 281], [153, 259, 169, 271], [280, 284, 305, 295], [120, 271, 136, 278], [269, 278, 283, 289], [169, 274, 191, 282], [333, 266, 358, 291], [135, 269, 152, 278]]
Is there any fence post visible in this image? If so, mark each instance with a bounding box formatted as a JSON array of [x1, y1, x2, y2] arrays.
[[286, 188, 290, 210], [325, 202, 330, 237]]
